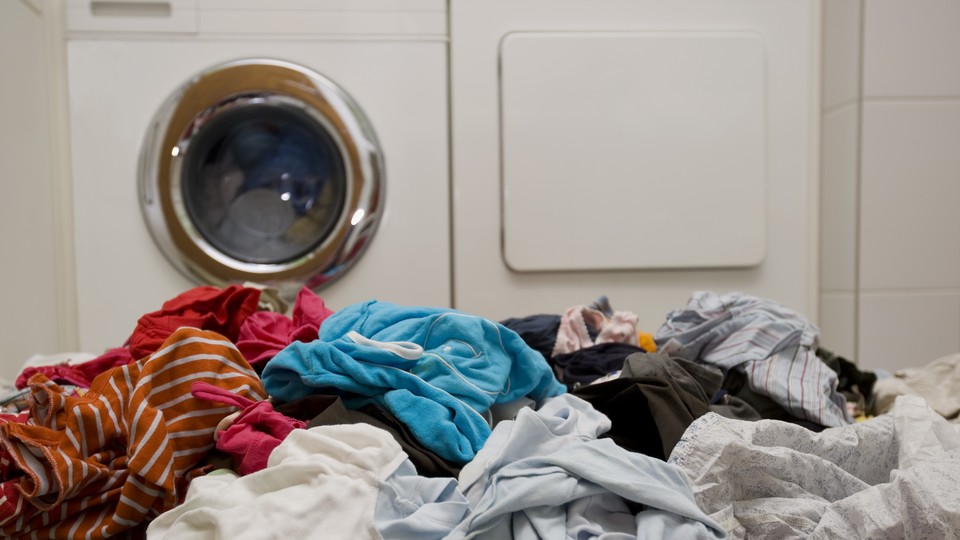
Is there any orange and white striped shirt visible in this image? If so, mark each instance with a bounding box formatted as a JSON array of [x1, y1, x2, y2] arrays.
[[0, 327, 265, 539]]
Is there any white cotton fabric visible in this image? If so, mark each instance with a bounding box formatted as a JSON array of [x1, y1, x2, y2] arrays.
[[668, 395, 960, 539], [146, 424, 410, 540]]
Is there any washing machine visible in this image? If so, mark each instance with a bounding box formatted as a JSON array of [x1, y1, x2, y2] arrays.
[[64, 0, 450, 353], [450, 0, 821, 330]]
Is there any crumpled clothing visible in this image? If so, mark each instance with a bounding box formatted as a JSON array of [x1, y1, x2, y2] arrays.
[[591, 296, 657, 353], [668, 395, 960, 539], [192, 381, 305, 476], [573, 352, 722, 460], [126, 285, 262, 360], [242, 281, 290, 313], [655, 291, 851, 427], [275, 394, 462, 478], [262, 300, 565, 464], [146, 424, 469, 540], [236, 287, 334, 370], [0, 410, 30, 478], [14, 348, 133, 390], [0, 328, 265, 539], [552, 342, 648, 390], [552, 305, 640, 356], [448, 393, 726, 540], [499, 314, 562, 362], [871, 352, 960, 420]]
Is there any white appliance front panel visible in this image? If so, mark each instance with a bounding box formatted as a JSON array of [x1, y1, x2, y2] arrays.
[[500, 31, 767, 271], [67, 39, 450, 353], [451, 0, 819, 330]]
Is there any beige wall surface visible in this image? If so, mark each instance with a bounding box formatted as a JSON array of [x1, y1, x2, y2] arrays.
[[4, 0, 959, 379], [0, 0, 63, 380]]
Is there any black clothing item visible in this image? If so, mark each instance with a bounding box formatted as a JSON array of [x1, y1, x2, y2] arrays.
[[500, 314, 562, 361], [708, 390, 764, 421], [817, 347, 877, 415], [573, 352, 722, 460], [552, 342, 647, 390], [275, 394, 461, 478]]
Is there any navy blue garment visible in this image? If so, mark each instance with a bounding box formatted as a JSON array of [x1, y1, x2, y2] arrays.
[[552, 342, 646, 390], [499, 314, 561, 361]]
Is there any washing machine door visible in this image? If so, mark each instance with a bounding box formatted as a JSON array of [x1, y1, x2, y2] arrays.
[[139, 59, 383, 298]]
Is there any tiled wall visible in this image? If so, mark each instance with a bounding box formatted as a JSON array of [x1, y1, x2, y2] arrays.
[[821, 0, 960, 371], [819, 0, 861, 362]]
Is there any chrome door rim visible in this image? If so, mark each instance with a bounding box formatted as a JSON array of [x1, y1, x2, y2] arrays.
[[139, 58, 384, 298]]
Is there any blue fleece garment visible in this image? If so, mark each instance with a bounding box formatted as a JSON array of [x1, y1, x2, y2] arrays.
[[261, 300, 566, 464]]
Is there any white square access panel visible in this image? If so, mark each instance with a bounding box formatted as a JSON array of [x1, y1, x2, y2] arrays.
[[500, 31, 767, 271]]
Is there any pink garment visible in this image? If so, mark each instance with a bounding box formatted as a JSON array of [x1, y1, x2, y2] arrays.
[[191, 381, 305, 476], [0, 410, 30, 478], [14, 348, 132, 390], [126, 285, 261, 360], [551, 305, 640, 356], [236, 287, 334, 369]]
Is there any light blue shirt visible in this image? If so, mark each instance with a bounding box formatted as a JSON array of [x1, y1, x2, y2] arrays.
[[262, 300, 566, 464], [374, 459, 471, 539], [447, 394, 727, 539]]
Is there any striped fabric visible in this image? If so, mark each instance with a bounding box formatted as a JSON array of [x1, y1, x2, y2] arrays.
[[655, 291, 852, 428], [0, 410, 29, 478], [0, 327, 265, 539]]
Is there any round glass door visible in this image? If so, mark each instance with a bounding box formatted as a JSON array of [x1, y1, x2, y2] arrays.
[[139, 59, 384, 298], [181, 102, 347, 264]]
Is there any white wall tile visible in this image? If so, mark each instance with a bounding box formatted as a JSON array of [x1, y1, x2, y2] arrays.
[[819, 292, 857, 359], [859, 102, 960, 290], [820, 105, 859, 291], [863, 0, 960, 97], [858, 292, 960, 371], [822, 0, 861, 109]]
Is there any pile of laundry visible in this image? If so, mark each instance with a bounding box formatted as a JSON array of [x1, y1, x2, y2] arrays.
[[1, 286, 958, 539]]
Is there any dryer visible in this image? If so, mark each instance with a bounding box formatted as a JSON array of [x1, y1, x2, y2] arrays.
[[64, 0, 450, 352], [449, 0, 821, 330]]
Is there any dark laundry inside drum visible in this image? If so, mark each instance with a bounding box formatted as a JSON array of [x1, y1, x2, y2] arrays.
[[182, 103, 347, 265]]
